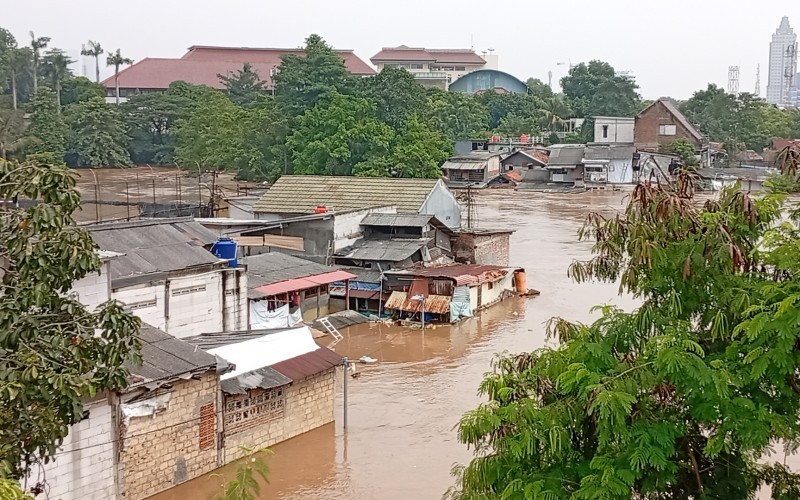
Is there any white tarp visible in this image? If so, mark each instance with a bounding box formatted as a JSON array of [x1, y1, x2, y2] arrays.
[[249, 302, 303, 329], [120, 393, 171, 423], [209, 326, 320, 381]]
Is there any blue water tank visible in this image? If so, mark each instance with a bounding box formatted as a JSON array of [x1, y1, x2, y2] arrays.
[[211, 237, 238, 268]]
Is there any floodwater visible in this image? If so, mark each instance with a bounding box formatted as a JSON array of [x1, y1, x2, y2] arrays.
[[151, 190, 639, 500]]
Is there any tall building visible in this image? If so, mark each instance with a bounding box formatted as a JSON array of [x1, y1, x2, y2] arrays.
[[766, 16, 798, 106]]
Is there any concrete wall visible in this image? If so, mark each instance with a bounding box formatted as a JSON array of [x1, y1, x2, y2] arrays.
[[333, 207, 395, 252], [70, 260, 112, 311], [300, 291, 331, 322], [119, 375, 219, 499], [114, 269, 246, 338], [454, 233, 511, 266], [477, 271, 516, 309], [607, 159, 634, 184], [32, 399, 116, 500], [420, 181, 462, 228], [487, 156, 501, 177], [224, 369, 336, 463], [594, 117, 635, 143]]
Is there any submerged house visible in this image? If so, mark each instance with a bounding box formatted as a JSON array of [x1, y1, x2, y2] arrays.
[[583, 144, 637, 186], [383, 264, 525, 323], [186, 325, 341, 462], [545, 145, 586, 187], [252, 175, 462, 228], [243, 252, 356, 325], [441, 151, 503, 187]]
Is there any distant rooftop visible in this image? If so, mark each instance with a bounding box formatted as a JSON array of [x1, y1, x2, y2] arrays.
[[371, 45, 486, 65]]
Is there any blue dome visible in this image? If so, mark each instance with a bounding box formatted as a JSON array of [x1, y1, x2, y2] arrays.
[[449, 69, 528, 94]]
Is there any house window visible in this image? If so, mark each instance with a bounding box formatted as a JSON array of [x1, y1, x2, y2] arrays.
[[658, 124, 677, 136], [488, 282, 494, 290], [123, 299, 157, 311], [409, 63, 423, 70], [224, 387, 286, 435], [455, 66, 466, 71], [602, 125, 609, 138], [172, 285, 206, 296], [199, 403, 215, 450]]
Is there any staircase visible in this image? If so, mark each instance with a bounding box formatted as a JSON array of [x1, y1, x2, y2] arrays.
[[318, 317, 343, 348]]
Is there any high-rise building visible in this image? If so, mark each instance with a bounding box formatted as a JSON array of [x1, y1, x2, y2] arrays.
[[767, 17, 798, 105]]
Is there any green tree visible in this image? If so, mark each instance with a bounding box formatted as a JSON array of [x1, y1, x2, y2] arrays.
[[64, 96, 130, 166], [59, 76, 104, 106], [539, 95, 573, 131], [274, 34, 352, 117], [214, 448, 271, 500], [80, 40, 103, 83], [8, 48, 33, 110], [423, 89, 488, 140], [41, 49, 73, 110], [358, 66, 427, 133], [0, 109, 34, 159], [355, 114, 451, 178], [288, 91, 393, 176], [526, 77, 554, 100], [477, 91, 542, 130], [0, 28, 16, 97], [106, 48, 133, 105], [668, 137, 699, 166], [495, 114, 541, 137], [123, 90, 192, 164], [28, 87, 66, 161], [218, 63, 267, 107], [0, 159, 140, 479], [560, 60, 640, 117], [452, 178, 800, 498]]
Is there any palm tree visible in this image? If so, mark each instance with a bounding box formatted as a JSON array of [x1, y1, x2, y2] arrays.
[[29, 31, 50, 92], [106, 48, 133, 105], [0, 109, 35, 159], [42, 49, 73, 111], [81, 40, 104, 83], [8, 48, 32, 110], [539, 96, 573, 131]]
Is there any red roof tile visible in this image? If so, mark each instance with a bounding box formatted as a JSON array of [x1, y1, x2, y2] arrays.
[[101, 46, 375, 89], [271, 346, 341, 381], [427, 49, 486, 64], [370, 46, 485, 65]]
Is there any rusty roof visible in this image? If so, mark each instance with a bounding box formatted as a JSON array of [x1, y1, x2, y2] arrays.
[[385, 291, 451, 314], [386, 264, 513, 286], [271, 348, 342, 381]]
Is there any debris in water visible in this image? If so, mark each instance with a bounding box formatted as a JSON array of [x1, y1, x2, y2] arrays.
[[521, 288, 541, 297], [360, 356, 378, 364]]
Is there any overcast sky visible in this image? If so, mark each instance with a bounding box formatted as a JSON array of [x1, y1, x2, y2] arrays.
[[4, 0, 798, 100]]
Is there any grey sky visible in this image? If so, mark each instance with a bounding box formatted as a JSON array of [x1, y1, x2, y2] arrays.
[[4, 0, 799, 100]]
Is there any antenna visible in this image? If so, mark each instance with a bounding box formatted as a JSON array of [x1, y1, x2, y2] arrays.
[[470, 34, 474, 50], [755, 64, 761, 96], [727, 66, 740, 95]]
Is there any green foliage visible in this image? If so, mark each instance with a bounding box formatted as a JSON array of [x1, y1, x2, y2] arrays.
[[355, 115, 451, 178], [560, 61, 640, 118], [538, 95, 573, 131], [0, 109, 34, 159], [668, 138, 699, 166], [288, 91, 393, 176], [477, 91, 542, 130], [0, 160, 140, 478], [274, 34, 353, 117], [453, 177, 800, 498], [0, 478, 31, 499], [423, 89, 488, 140], [525, 77, 554, 100], [218, 63, 268, 107], [40, 49, 73, 108], [495, 114, 540, 137], [64, 97, 130, 167], [214, 448, 271, 500], [764, 173, 800, 194], [358, 67, 427, 133], [59, 76, 104, 106], [0, 28, 16, 92], [28, 87, 66, 161], [123, 88, 196, 164], [80, 40, 104, 83]]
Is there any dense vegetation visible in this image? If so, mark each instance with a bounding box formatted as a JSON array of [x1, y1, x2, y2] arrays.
[[450, 173, 800, 498], [3, 29, 800, 181]]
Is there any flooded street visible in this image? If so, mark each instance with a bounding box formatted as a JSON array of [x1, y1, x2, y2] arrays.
[[152, 190, 639, 500]]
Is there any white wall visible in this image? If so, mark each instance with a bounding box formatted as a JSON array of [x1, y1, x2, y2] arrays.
[[32, 399, 116, 500], [70, 261, 111, 311], [420, 181, 462, 228], [607, 159, 634, 184], [594, 117, 635, 144], [222, 268, 248, 331], [333, 207, 396, 251]]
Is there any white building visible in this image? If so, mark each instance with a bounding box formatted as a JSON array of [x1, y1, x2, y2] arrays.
[[767, 16, 798, 106], [593, 117, 635, 144], [370, 46, 489, 89]]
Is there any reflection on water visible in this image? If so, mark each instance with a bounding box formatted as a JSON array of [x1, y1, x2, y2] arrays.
[[151, 190, 639, 500]]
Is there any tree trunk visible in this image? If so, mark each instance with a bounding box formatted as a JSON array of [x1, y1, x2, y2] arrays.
[[32, 61, 38, 92], [11, 69, 17, 110], [95, 56, 100, 83], [115, 69, 120, 105], [56, 82, 61, 114]]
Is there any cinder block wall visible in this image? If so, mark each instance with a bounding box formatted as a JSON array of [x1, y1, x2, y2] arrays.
[[224, 368, 336, 463], [119, 374, 218, 499]]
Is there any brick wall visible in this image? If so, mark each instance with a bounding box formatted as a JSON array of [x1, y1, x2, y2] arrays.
[[634, 101, 702, 152], [31, 399, 116, 500], [223, 368, 336, 463], [119, 374, 218, 499]]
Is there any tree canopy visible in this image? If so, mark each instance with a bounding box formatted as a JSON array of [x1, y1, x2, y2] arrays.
[[452, 176, 800, 499], [560, 61, 641, 118]]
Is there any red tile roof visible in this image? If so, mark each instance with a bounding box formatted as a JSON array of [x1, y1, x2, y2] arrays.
[[371, 46, 485, 65], [101, 46, 375, 90], [271, 346, 342, 381]]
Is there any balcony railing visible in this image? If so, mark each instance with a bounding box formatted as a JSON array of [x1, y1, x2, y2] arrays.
[[412, 72, 450, 80]]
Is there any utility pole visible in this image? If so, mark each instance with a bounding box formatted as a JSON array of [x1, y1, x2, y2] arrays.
[[342, 357, 348, 429]]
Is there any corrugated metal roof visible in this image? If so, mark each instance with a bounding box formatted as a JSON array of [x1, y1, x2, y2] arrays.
[[547, 145, 586, 166], [312, 310, 370, 331], [253, 176, 441, 214], [441, 161, 487, 171], [584, 144, 636, 161], [127, 324, 219, 389], [220, 366, 291, 395], [243, 253, 343, 297], [385, 291, 451, 314], [340, 267, 383, 283], [271, 348, 342, 381], [253, 270, 356, 298], [88, 218, 221, 286], [386, 264, 515, 286], [335, 238, 429, 262], [502, 150, 549, 166], [360, 213, 433, 228]]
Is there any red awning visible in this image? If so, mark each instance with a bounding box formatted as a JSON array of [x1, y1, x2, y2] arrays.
[[255, 270, 357, 297]]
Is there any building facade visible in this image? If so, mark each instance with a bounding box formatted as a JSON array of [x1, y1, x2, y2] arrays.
[[634, 99, 704, 152], [767, 17, 798, 106], [370, 46, 489, 89], [593, 117, 635, 144]]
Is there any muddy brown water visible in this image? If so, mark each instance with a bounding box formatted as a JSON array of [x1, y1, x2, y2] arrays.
[[150, 190, 640, 500]]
